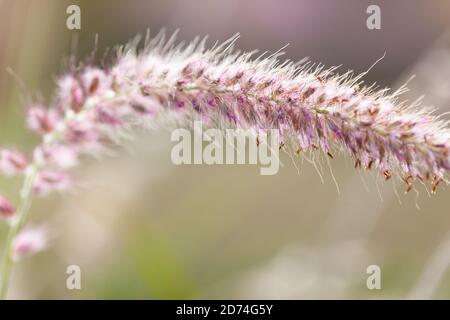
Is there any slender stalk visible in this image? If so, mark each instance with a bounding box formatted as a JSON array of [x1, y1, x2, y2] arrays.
[[0, 165, 37, 299]]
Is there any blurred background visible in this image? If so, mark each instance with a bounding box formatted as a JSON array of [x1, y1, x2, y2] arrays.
[[0, 0, 450, 299]]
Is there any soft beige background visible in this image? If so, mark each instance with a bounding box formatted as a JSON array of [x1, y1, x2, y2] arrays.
[[0, 0, 449, 299]]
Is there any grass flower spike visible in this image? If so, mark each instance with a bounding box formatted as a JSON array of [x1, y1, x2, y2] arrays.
[[0, 30, 449, 299]]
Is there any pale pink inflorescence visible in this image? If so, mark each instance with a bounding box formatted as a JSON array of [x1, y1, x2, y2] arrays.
[[12, 226, 47, 261], [0, 196, 16, 220], [0, 32, 450, 256], [35, 31, 445, 193], [0, 149, 28, 176]]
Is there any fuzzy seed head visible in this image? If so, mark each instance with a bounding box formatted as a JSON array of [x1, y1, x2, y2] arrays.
[[1, 31, 449, 201]]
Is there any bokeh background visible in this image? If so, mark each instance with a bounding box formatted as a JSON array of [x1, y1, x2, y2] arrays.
[[0, 0, 450, 299]]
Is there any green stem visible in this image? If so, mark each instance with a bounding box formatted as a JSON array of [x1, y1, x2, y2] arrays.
[[0, 165, 37, 299]]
